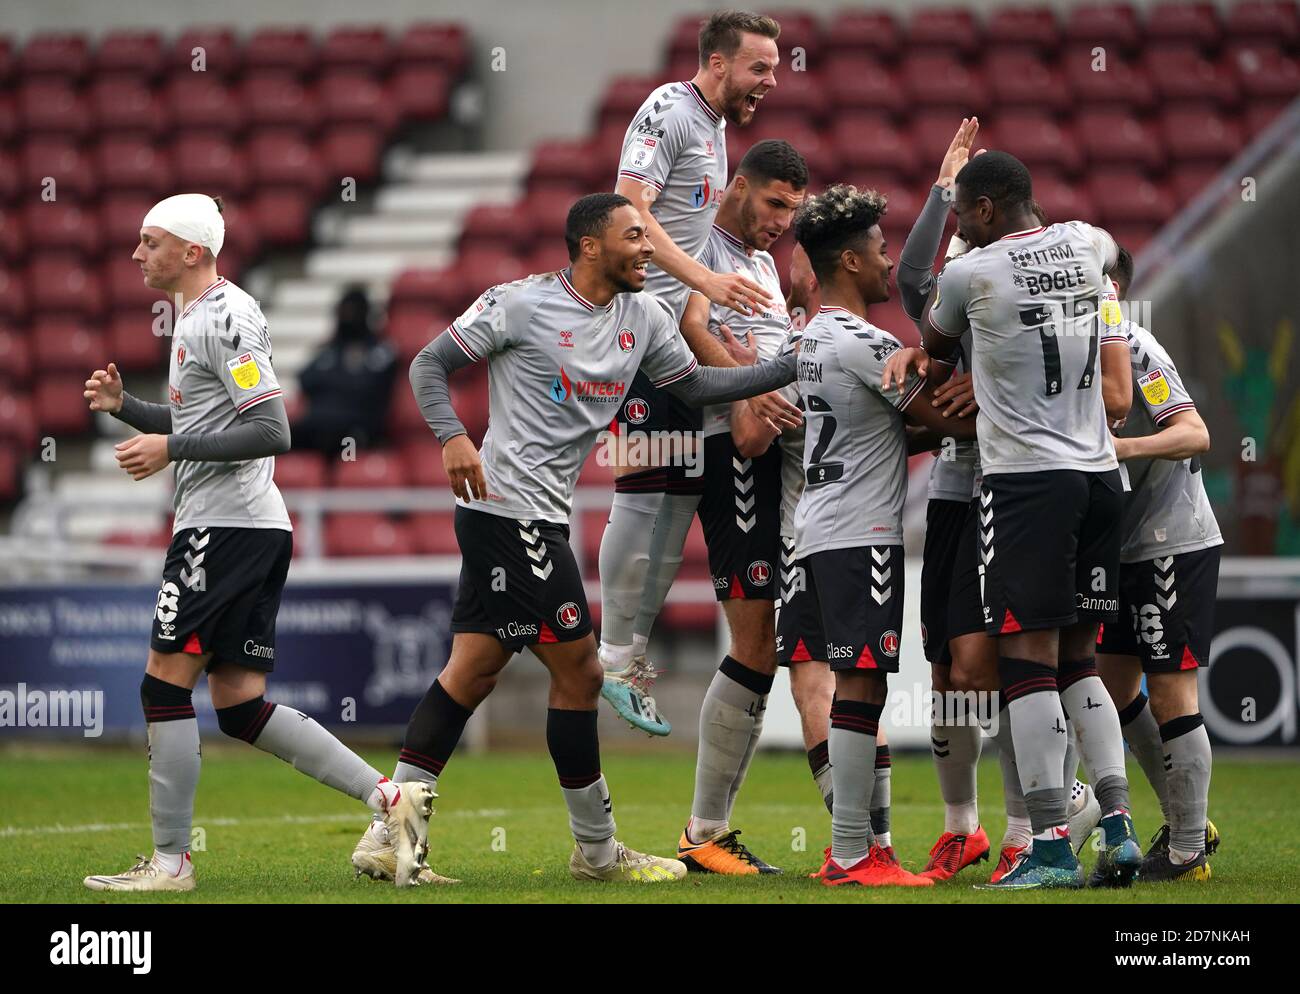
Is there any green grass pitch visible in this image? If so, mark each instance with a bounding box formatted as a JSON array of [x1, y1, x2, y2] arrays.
[[2, 745, 1297, 903]]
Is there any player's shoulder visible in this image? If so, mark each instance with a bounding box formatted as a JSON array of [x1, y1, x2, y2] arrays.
[[1123, 319, 1174, 366], [633, 80, 696, 121]]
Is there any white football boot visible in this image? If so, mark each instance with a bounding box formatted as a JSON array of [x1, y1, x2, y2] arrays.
[[1069, 780, 1103, 854], [352, 818, 460, 885], [84, 852, 196, 892], [569, 842, 687, 883]]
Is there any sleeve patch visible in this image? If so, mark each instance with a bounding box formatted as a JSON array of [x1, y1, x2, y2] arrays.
[[1138, 368, 1170, 406], [622, 133, 661, 171], [226, 352, 261, 390]]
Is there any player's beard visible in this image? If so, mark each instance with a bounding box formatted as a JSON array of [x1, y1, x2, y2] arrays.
[[719, 76, 756, 127], [607, 257, 645, 294]]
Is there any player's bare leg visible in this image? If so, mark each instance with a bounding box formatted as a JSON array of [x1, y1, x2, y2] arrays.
[[678, 598, 781, 874], [789, 659, 834, 810]]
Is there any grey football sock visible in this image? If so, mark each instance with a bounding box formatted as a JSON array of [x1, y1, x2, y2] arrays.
[[564, 776, 617, 849], [251, 705, 385, 803], [1063, 718, 1080, 786], [725, 692, 766, 822], [829, 700, 881, 864], [632, 493, 701, 637], [988, 709, 1029, 820], [1118, 691, 1170, 821], [392, 761, 437, 788], [808, 739, 833, 813], [932, 700, 982, 833], [147, 719, 201, 854], [1058, 661, 1129, 813], [1161, 714, 1212, 857], [870, 745, 892, 843], [999, 657, 1069, 835], [691, 657, 771, 835], [598, 490, 663, 648]]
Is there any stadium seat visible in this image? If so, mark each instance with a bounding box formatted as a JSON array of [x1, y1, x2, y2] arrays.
[[761, 10, 822, 64], [324, 512, 413, 557], [0, 327, 33, 383], [1168, 164, 1227, 205], [523, 189, 579, 246], [0, 37, 13, 85], [0, 267, 29, 321], [26, 257, 104, 317], [320, 25, 392, 73], [1145, 47, 1241, 106], [95, 30, 166, 79], [1062, 4, 1143, 52], [243, 27, 317, 76], [101, 524, 172, 549], [0, 443, 21, 502], [89, 76, 162, 136], [19, 33, 90, 80], [165, 76, 245, 134], [1245, 100, 1293, 139], [94, 137, 172, 195], [387, 305, 447, 361], [248, 188, 314, 247], [389, 65, 453, 123], [0, 93, 15, 146], [1030, 172, 1098, 223], [409, 511, 460, 555], [907, 8, 983, 56], [453, 250, 528, 308], [993, 112, 1084, 175], [242, 72, 321, 133], [317, 70, 399, 132], [34, 376, 91, 436], [247, 133, 326, 195], [901, 53, 991, 112], [21, 202, 101, 257], [598, 75, 663, 132], [103, 254, 161, 311], [823, 11, 902, 60], [318, 124, 385, 185], [756, 70, 823, 123], [106, 311, 167, 371], [460, 203, 531, 255], [31, 319, 103, 374], [18, 79, 89, 137], [528, 139, 600, 194], [823, 57, 906, 116], [390, 267, 448, 308], [985, 51, 1072, 112], [1088, 173, 1175, 226], [1226, 43, 1300, 100], [909, 113, 995, 173], [1145, 3, 1222, 49], [1103, 223, 1157, 257], [0, 391, 39, 449], [831, 114, 919, 175], [1160, 108, 1244, 163], [0, 209, 20, 261], [21, 139, 97, 201], [394, 22, 470, 78], [1226, 1, 1300, 44], [172, 134, 250, 196], [984, 7, 1062, 53], [736, 122, 838, 184], [331, 450, 409, 489], [169, 28, 241, 77], [522, 242, 571, 278], [1076, 110, 1165, 170], [401, 438, 450, 488]]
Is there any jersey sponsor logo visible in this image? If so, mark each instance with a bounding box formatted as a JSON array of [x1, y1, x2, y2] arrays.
[[243, 639, 275, 660], [624, 397, 649, 424], [618, 328, 636, 352], [496, 620, 539, 640], [155, 581, 180, 625], [691, 176, 719, 209], [169, 384, 183, 407], [549, 367, 573, 402], [556, 602, 582, 629], [1076, 593, 1118, 613], [1138, 368, 1170, 405], [747, 560, 772, 586], [633, 123, 665, 139], [712, 575, 730, 589], [871, 342, 900, 363], [558, 330, 574, 349], [226, 351, 261, 390], [624, 133, 660, 170], [826, 643, 857, 660], [177, 345, 187, 365], [550, 366, 627, 404], [879, 630, 900, 657]]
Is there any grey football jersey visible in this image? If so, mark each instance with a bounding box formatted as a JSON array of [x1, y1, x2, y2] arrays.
[[1112, 320, 1223, 563], [793, 307, 925, 557], [777, 324, 805, 538], [692, 225, 792, 437], [925, 330, 982, 502], [618, 80, 727, 314], [929, 221, 1120, 476], [448, 269, 699, 523], [168, 277, 290, 533]]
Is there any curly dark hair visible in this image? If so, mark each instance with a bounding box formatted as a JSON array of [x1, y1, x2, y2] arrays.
[[793, 184, 888, 282]]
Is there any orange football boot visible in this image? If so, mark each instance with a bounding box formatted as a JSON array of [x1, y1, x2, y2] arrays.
[[920, 826, 992, 880], [677, 828, 781, 875]]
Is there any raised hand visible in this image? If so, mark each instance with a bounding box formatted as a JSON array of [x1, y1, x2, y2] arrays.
[[937, 117, 980, 190], [84, 362, 124, 414]]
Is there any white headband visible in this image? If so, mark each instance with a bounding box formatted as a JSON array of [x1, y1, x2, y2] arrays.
[[142, 194, 225, 257]]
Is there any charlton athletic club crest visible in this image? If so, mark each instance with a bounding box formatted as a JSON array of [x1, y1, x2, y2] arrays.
[[625, 398, 649, 425], [557, 602, 582, 630], [177, 345, 186, 366], [880, 630, 900, 658], [618, 328, 635, 352], [748, 560, 772, 586]]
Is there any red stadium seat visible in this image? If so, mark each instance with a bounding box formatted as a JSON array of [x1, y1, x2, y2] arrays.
[[320, 25, 392, 73], [823, 11, 902, 61], [394, 23, 470, 78], [170, 29, 241, 77], [241, 72, 321, 133], [0, 149, 16, 204], [0, 267, 29, 321], [0, 38, 13, 85], [106, 311, 167, 371], [0, 328, 33, 383], [324, 512, 412, 557], [459, 203, 531, 255], [0, 93, 15, 146], [389, 66, 452, 123], [1159, 108, 1244, 164], [1029, 173, 1097, 224], [409, 511, 460, 555], [317, 70, 399, 131], [165, 76, 245, 134], [985, 51, 1072, 112], [0, 443, 21, 502], [451, 250, 528, 311], [1245, 100, 1292, 140], [598, 75, 662, 132], [1145, 47, 1240, 106], [1168, 164, 1226, 205], [331, 449, 409, 489], [31, 319, 103, 373], [387, 305, 448, 362], [1146, 3, 1222, 49], [761, 10, 822, 64], [1103, 223, 1157, 257], [247, 133, 326, 195], [243, 27, 317, 76], [401, 438, 450, 489], [901, 53, 991, 112], [172, 134, 250, 196], [21, 139, 96, 200], [1076, 110, 1165, 170], [993, 112, 1084, 175], [89, 76, 162, 136], [1062, 4, 1142, 52], [523, 189, 579, 246], [1088, 173, 1175, 226], [823, 57, 906, 116], [1063, 48, 1157, 109], [528, 139, 600, 194], [909, 114, 995, 174], [102, 524, 172, 549], [523, 242, 571, 278], [19, 33, 90, 79], [248, 188, 314, 247], [756, 70, 823, 123], [95, 30, 165, 79], [26, 257, 104, 317], [0, 391, 39, 448], [737, 122, 838, 184], [103, 254, 159, 311], [21, 202, 102, 257], [0, 208, 21, 262], [34, 376, 92, 436], [390, 267, 449, 308], [1226, 43, 1300, 100], [18, 80, 89, 137], [831, 115, 919, 175], [907, 8, 982, 56], [985, 7, 1062, 53], [94, 137, 172, 195], [318, 124, 385, 185], [1226, 2, 1300, 44], [665, 15, 707, 64]]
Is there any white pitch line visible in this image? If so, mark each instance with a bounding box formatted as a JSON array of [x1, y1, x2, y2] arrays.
[[0, 809, 508, 838]]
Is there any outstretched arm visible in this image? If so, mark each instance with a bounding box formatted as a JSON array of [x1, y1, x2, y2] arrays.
[[661, 352, 800, 425]]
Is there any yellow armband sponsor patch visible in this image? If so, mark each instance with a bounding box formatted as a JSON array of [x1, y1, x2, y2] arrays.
[[1138, 368, 1169, 406], [226, 351, 261, 390]]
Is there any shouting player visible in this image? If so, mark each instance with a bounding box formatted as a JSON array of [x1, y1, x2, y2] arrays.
[[81, 194, 435, 892], [600, 10, 782, 734], [921, 152, 1142, 889], [1097, 247, 1221, 883], [353, 193, 801, 885], [791, 185, 976, 887]]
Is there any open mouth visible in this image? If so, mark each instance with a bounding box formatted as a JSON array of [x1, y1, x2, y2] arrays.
[[632, 259, 649, 276], [745, 91, 765, 112]]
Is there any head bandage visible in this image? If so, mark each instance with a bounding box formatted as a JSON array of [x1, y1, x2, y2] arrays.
[[142, 194, 225, 257]]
